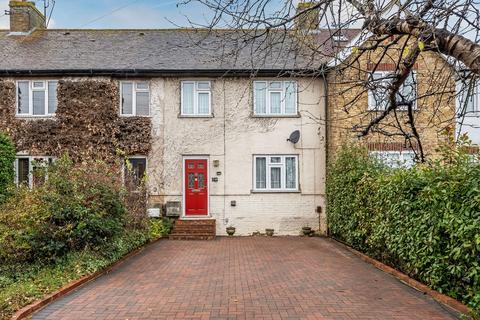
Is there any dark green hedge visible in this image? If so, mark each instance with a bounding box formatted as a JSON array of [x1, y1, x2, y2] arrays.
[[0, 133, 15, 205], [327, 144, 480, 314]]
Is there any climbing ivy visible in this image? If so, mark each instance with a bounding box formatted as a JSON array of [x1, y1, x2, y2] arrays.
[[327, 142, 480, 315], [0, 133, 15, 204]]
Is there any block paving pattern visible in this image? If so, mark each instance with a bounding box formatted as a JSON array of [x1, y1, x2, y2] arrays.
[[33, 237, 458, 319]]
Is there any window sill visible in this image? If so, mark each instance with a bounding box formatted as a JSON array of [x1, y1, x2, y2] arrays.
[[16, 115, 56, 119], [178, 114, 214, 118], [367, 108, 418, 112], [119, 114, 152, 118], [251, 113, 300, 118], [463, 112, 480, 117], [251, 189, 301, 194]]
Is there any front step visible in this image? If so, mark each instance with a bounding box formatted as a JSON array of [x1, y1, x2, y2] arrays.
[[169, 219, 216, 240]]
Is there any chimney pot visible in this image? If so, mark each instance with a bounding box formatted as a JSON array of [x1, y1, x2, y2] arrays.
[[9, 0, 46, 34]]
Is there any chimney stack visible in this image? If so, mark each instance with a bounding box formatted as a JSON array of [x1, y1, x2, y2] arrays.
[[295, 1, 320, 32], [9, 0, 46, 34]]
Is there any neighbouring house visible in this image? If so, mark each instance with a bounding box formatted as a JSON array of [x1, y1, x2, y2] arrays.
[[0, 0, 328, 236], [326, 34, 457, 166]]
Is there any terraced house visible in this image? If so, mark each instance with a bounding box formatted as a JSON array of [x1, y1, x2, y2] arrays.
[[0, 0, 459, 237]]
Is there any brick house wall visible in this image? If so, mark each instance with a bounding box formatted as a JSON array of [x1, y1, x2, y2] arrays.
[[326, 38, 456, 161]]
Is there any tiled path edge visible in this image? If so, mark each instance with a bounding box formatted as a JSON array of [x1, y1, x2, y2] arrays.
[[11, 238, 165, 320], [330, 237, 471, 317]]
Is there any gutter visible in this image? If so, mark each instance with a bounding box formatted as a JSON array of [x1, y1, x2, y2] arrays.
[[0, 68, 322, 77]]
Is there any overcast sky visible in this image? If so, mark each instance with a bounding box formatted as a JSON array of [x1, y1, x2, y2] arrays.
[[0, 0, 225, 29], [0, 0, 361, 30]]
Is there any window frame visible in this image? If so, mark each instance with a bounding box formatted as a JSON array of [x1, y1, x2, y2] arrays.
[[367, 71, 417, 111], [16, 80, 58, 117], [253, 80, 299, 116], [180, 80, 212, 117], [252, 154, 299, 192], [123, 156, 148, 187], [456, 80, 480, 116], [14, 156, 55, 188], [119, 81, 151, 117], [369, 150, 415, 168]]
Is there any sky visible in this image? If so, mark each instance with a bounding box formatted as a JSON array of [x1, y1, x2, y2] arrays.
[[0, 0, 231, 29], [0, 0, 356, 30]]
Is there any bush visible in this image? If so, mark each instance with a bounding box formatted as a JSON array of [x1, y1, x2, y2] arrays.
[[0, 156, 129, 264], [327, 143, 480, 313], [149, 217, 173, 240], [0, 133, 15, 205]]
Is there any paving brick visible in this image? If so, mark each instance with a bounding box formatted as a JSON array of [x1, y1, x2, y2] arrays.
[[33, 237, 458, 319]]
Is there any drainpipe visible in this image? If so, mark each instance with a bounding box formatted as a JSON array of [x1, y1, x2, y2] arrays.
[[322, 72, 330, 237]]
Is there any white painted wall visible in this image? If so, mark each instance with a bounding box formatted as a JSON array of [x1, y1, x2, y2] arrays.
[[147, 77, 326, 236]]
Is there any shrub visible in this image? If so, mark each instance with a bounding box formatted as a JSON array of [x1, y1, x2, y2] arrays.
[[149, 218, 173, 240], [0, 133, 15, 205], [327, 143, 480, 313], [0, 156, 128, 264]]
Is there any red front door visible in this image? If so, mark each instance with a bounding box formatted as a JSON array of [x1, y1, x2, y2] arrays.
[[185, 159, 208, 216]]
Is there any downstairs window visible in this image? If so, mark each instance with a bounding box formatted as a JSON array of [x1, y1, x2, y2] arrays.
[[253, 155, 298, 191], [15, 156, 55, 187]]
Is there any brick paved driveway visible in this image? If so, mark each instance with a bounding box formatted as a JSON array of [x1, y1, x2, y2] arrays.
[[33, 237, 458, 320]]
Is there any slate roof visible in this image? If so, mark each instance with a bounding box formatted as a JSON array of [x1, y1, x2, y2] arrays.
[[0, 28, 360, 75]]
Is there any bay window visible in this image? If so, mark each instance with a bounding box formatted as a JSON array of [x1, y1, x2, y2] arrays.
[[253, 155, 298, 191]]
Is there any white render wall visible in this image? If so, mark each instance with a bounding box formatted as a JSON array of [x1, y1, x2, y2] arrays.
[[147, 77, 326, 236]]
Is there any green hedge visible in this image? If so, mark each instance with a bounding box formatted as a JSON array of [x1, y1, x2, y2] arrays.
[[327, 144, 480, 313], [0, 133, 15, 205]]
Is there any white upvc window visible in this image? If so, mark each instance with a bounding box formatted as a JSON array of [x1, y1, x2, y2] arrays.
[[14, 156, 55, 188], [181, 81, 212, 116], [120, 81, 150, 116], [253, 155, 299, 191], [16, 80, 58, 117], [369, 150, 415, 168], [368, 71, 417, 111], [456, 80, 479, 115], [253, 80, 298, 116]]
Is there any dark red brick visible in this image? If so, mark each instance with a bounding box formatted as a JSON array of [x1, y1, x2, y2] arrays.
[[33, 237, 458, 319]]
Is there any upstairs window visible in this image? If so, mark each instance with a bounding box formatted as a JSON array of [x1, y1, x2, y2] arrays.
[[121, 81, 150, 116], [253, 155, 298, 191], [368, 72, 416, 111], [457, 80, 479, 115], [253, 81, 298, 116], [15, 156, 55, 188], [17, 80, 58, 117], [370, 151, 415, 168], [181, 81, 212, 116]]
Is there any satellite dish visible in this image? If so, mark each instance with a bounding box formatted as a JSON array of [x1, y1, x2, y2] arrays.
[[287, 130, 300, 144]]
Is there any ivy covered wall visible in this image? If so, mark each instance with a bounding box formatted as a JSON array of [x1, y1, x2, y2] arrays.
[[0, 79, 151, 162]]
